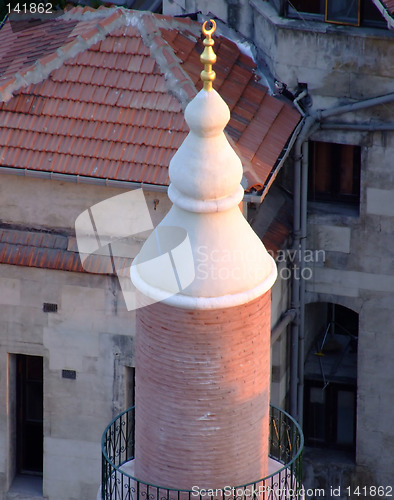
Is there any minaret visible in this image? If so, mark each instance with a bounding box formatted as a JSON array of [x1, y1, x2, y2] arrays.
[[131, 20, 277, 489]]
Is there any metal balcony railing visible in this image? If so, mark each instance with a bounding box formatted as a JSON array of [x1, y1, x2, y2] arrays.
[[101, 405, 303, 500]]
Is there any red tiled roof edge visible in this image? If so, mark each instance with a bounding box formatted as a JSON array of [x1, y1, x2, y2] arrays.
[[130, 12, 199, 109], [0, 7, 126, 103], [376, 0, 394, 15], [371, 0, 394, 24]]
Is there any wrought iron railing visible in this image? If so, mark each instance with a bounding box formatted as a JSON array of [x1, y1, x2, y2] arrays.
[[101, 405, 303, 500]]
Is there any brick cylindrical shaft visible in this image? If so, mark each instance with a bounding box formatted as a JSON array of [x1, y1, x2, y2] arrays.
[[135, 292, 271, 489]]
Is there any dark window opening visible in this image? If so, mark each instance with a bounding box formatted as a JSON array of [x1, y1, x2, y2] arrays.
[[308, 141, 361, 208], [282, 0, 386, 27], [304, 303, 358, 453], [16, 355, 43, 475], [125, 366, 135, 410], [289, 0, 324, 15], [304, 381, 356, 450], [326, 0, 360, 26]]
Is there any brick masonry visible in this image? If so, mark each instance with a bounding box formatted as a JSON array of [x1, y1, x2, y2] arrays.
[[135, 292, 271, 489]]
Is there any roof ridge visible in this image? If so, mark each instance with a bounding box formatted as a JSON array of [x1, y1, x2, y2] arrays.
[[126, 11, 197, 110], [0, 7, 125, 103]]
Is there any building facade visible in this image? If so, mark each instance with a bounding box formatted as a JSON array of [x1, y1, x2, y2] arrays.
[[164, 0, 394, 490], [0, 7, 300, 499]]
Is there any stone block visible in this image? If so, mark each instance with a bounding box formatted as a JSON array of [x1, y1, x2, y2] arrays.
[[44, 438, 100, 500], [0, 278, 20, 306], [43, 326, 99, 371], [310, 224, 351, 253], [367, 188, 394, 216], [61, 284, 106, 312]]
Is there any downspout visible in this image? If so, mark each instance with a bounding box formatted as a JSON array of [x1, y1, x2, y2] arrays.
[[288, 90, 307, 418], [297, 139, 308, 428], [272, 308, 296, 344], [290, 115, 317, 421], [291, 90, 394, 426], [290, 136, 301, 419]]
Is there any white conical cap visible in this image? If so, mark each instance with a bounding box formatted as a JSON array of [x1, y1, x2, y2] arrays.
[[131, 24, 276, 309]]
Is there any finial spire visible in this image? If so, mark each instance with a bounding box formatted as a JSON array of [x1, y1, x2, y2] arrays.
[[200, 19, 217, 91]]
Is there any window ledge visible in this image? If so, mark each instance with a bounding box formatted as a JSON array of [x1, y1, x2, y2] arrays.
[[308, 201, 359, 219], [7, 475, 44, 500]]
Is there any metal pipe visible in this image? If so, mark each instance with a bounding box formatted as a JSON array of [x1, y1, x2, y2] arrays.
[[0, 165, 282, 204], [319, 92, 394, 120], [289, 89, 394, 426], [0, 166, 170, 193], [297, 140, 308, 428], [271, 308, 297, 345], [290, 147, 301, 418], [320, 122, 394, 131], [290, 115, 316, 420], [292, 90, 307, 117]]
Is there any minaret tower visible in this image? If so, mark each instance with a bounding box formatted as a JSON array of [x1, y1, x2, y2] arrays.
[[131, 20, 277, 489]]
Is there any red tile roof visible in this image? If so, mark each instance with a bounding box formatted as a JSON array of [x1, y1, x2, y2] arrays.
[[262, 199, 293, 256], [0, 8, 301, 274], [378, 0, 394, 14], [0, 226, 131, 274], [0, 7, 301, 192]]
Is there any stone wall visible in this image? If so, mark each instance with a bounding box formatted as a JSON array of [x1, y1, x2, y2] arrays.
[[0, 174, 171, 231], [0, 175, 171, 500], [164, 0, 394, 486], [0, 264, 133, 500]]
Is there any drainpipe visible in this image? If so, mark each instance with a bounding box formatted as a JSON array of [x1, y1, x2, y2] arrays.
[[321, 122, 394, 131], [290, 126, 302, 419], [297, 139, 308, 428], [290, 115, 317, 421], [0, 166, 170, 193], [318, 92, 394, 119], [291, 90, 394, 426], [271, 308, 297, 345], [0, 165, 288, 204]]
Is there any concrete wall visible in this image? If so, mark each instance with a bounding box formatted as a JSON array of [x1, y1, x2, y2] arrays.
[[250, 0, 394, 108], [248, 3, 394, 486], [0, 265, 133, 500], [0, 174, 171, 232], [167, 0, 394, 486], [163, 0, 254, 38], [0, 175, 172, 500], [0, 173, 279, 498]]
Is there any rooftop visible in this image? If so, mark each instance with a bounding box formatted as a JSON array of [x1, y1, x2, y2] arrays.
[[0, 7, 301, 275], [379, 0, 394, 15], [0, 6, 300, 191]]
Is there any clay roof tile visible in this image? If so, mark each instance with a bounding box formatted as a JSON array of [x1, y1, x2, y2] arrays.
[[0, 8, 300, 193]]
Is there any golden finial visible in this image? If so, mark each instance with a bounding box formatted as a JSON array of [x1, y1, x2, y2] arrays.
[[200, 19, 217, 91]]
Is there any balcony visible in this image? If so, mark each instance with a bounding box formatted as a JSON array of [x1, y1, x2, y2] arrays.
[[101, 405, 304, 500]]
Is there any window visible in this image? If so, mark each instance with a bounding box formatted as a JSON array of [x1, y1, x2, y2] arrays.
[[125, 366, 135, 410], [326, 0, 360, 26], [308, 141, 361, 207], [283, 0, 386, 27], [304, 381, 356, 450], [304, 303, 358, 452], [16, 355, 43, 475]]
